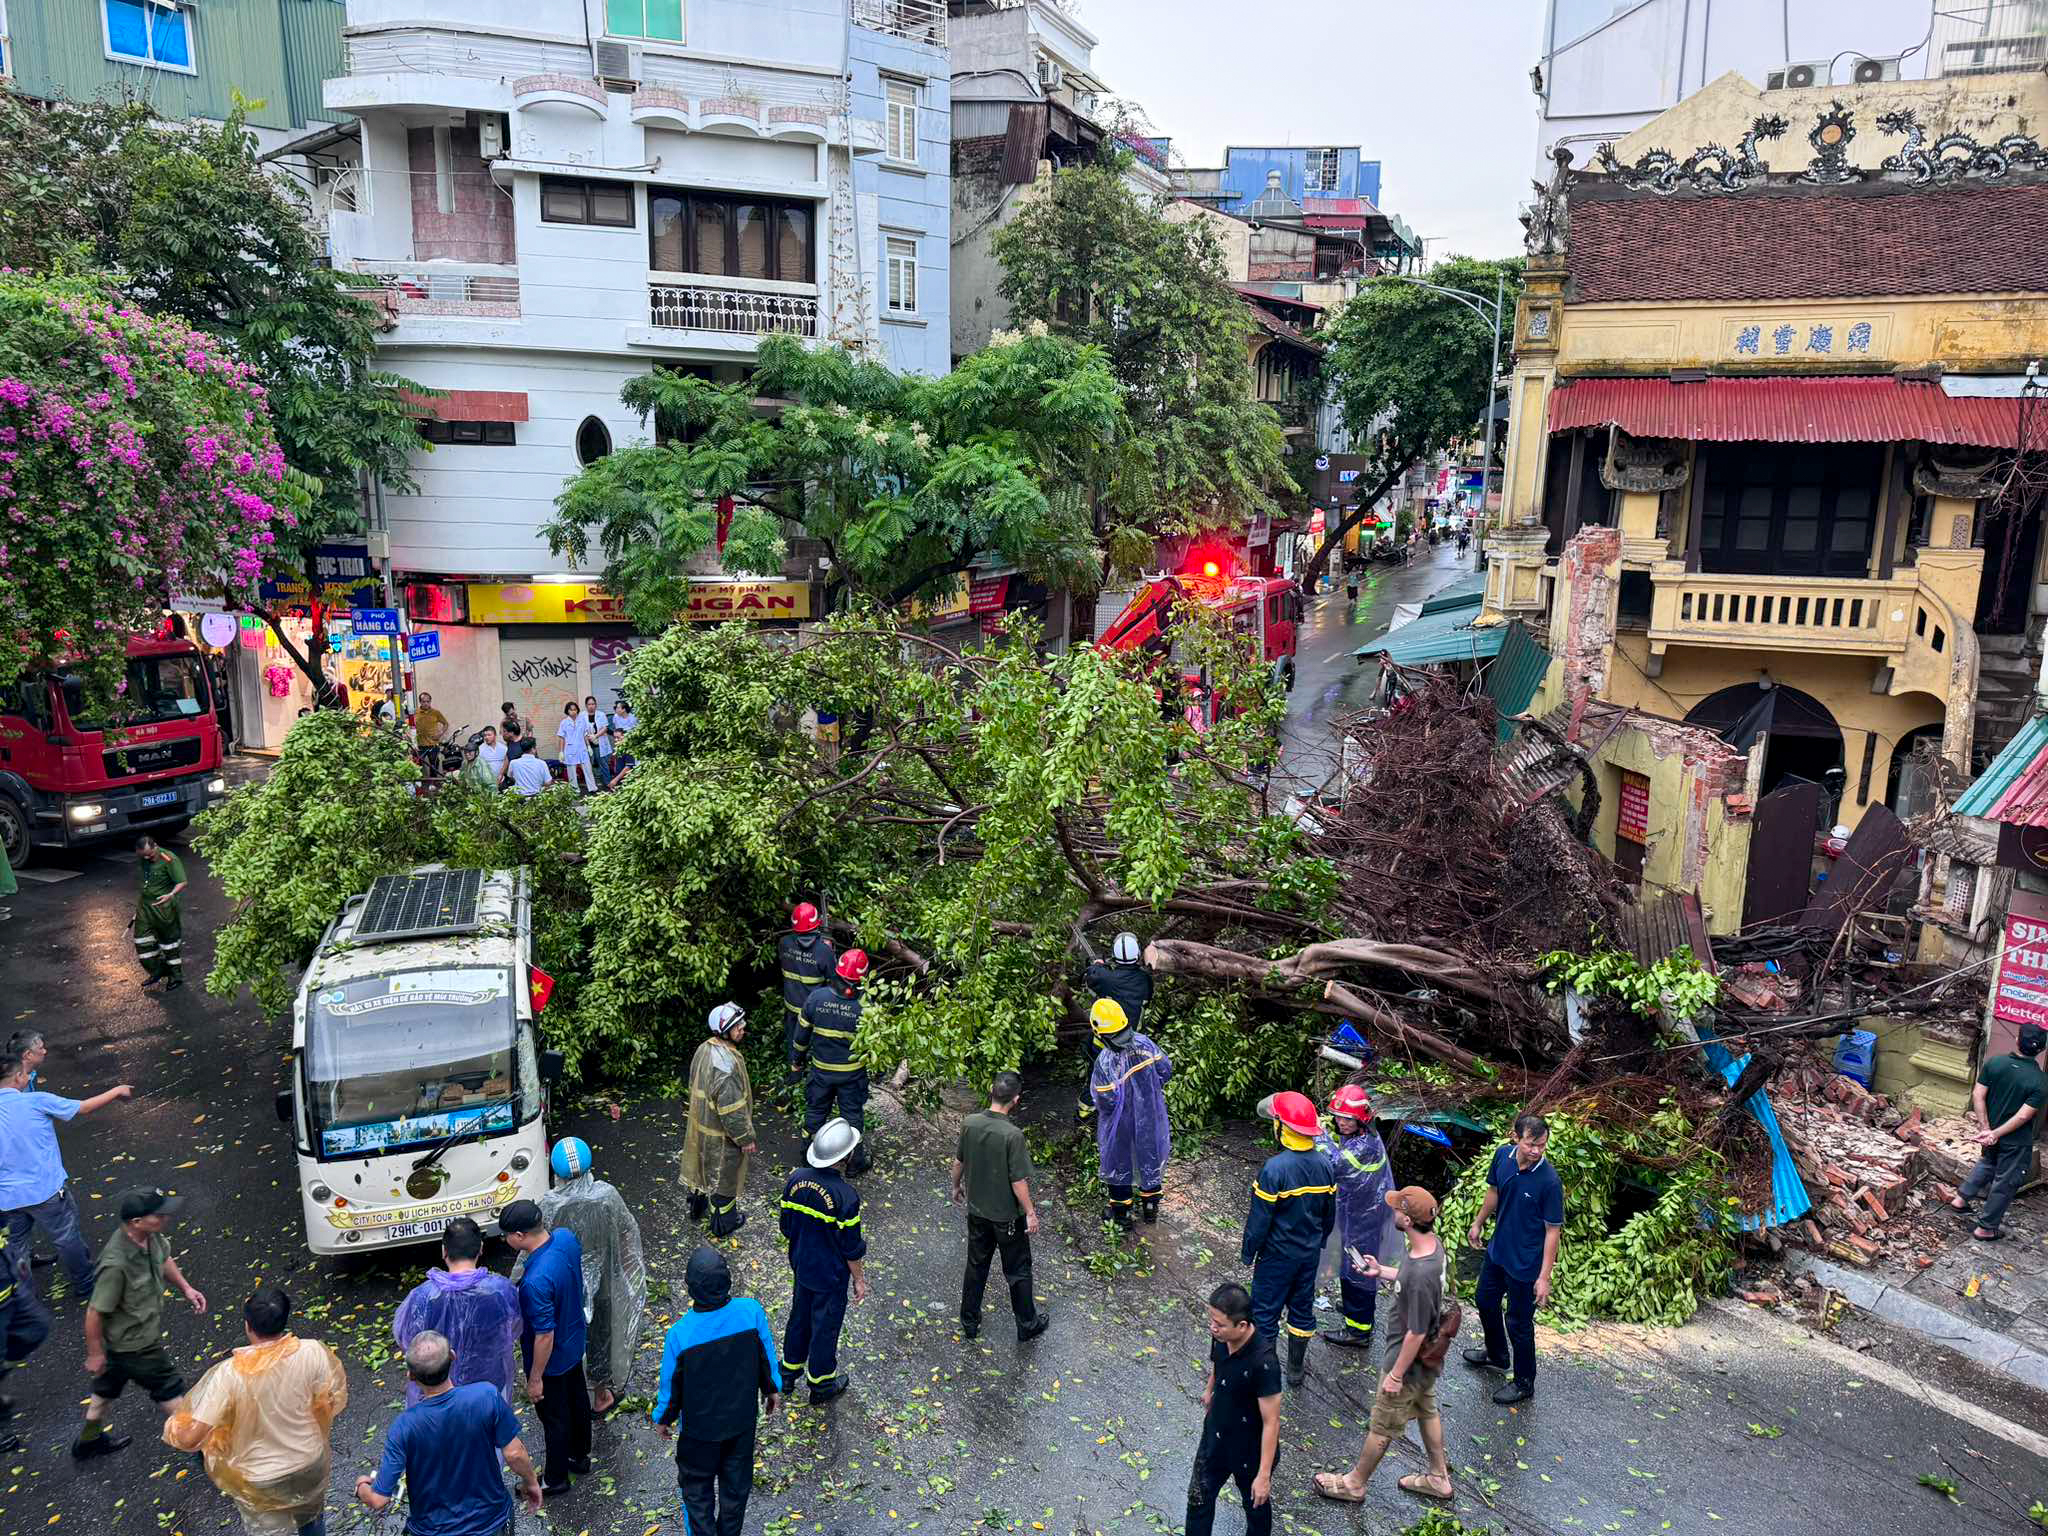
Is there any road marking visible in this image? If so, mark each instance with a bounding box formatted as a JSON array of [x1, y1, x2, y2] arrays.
[[13, 867, 80, 885]]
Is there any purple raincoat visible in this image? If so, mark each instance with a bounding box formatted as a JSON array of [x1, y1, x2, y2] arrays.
[[1090, 1031, 1173, 1187], [392, 1266, 524, 1406], [1317, 1125, 1395, 1292]]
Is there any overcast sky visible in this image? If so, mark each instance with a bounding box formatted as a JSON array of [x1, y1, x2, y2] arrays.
[[1078, 0, 1551, 261]]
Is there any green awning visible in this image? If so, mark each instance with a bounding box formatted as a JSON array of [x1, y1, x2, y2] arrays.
[[1355, 592, 1504, 666], [1483, 621, 1553, 742]]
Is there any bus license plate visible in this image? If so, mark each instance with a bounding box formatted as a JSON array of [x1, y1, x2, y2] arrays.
[[141, 790, 179, 808], [380, 1220, 444, 1242]]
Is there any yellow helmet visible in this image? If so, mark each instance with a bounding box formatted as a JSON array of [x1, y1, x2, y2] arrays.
[[1090, 998, 1129, 1037]]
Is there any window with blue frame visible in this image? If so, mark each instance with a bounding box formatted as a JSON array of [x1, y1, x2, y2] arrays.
[[104, 0, 193, 72], [607, 0, 683, 42]]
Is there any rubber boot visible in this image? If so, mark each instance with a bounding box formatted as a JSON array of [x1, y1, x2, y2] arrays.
[[1139, 1194, 1160, 1224], [849, 1147, 872, 1178], [708, 1202, 747, 1239], [1284, 1333, 1309, 1389], [687, 1191, 708, 1223]]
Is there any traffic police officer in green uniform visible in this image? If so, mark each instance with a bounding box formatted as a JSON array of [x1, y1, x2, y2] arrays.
[[133, 836, 188, 991]]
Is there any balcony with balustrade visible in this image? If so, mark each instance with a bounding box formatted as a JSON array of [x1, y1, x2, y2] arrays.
[[641, 277, 821, 343], [347, 260, 522, 322]]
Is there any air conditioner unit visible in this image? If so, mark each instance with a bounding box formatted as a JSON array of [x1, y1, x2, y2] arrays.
[[1035, 54, 1064, 91], [592, 39, 641, 91], [1852, 55, 1903, 84], [473, 111, 508, 160], [1765, 58, 1829, 89], [1076, 91, 1099, 118]]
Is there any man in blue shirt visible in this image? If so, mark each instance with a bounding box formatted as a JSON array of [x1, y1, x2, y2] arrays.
[[654, 1248, 781, 1536], [1463, 1112, 1565, 1405], [499, 1199, 590, 1496], [355, 1330, 543, 1535], [0, 1049, 132, 1300]]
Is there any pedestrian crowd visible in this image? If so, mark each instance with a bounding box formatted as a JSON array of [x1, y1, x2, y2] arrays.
[[0, 911, 1575, 1535]]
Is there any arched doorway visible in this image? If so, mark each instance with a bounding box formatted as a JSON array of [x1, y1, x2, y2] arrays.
[[1684, 681, 1845, 807]]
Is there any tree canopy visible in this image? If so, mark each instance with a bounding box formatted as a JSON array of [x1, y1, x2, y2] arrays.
[[992, 159, 1292, 560], [543, 331, 1127, 631], [0, 90, 425, 689], [0, 273, 290, 706], [1307, 254, 1524, 586]]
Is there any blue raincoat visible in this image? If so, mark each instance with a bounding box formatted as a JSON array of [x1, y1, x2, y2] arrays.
[[1317, 1124, 1394, 1289], [1089, 1031, 1173, 1187]]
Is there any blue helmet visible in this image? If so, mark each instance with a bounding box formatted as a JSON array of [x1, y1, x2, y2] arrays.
[[550, 1137, 592, 1179]]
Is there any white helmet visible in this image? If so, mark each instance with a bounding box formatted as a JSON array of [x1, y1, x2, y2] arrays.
[[807, 1117, 863, 1168], [708, 1001, 746, 1037], [1112, 931, 1141, 965]]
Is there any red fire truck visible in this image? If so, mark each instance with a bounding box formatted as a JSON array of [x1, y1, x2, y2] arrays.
[[1097, 561, 1305, 707], [0, 636, 228, 869]]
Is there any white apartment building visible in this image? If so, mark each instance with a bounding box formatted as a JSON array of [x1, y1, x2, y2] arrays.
[[296, 0, 950, 730]]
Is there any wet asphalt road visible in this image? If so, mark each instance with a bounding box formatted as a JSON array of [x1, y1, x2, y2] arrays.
[[5, 632, 2048, 1534]]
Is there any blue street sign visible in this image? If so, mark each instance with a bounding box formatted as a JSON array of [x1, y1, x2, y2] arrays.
[[408, 630, 442, 662], [352, 608, 402, 635]]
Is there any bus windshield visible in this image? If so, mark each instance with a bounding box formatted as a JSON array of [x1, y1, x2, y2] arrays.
[[307, 967, 525, 1158]]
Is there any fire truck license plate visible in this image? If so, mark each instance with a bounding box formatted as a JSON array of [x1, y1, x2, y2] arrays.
[[141, 791, 179, 808]]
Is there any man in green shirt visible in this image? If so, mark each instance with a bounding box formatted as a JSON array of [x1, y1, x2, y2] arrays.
[[1951, 1023, 2048, 1241], [73, 1187, 208, 1460], [952, 1072, 1048, 1342], [133, 836, 189, 992]]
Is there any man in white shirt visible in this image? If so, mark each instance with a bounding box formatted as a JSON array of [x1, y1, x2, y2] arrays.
[[508, 745, 555, 797]]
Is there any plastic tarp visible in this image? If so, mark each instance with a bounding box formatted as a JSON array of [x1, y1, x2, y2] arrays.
[[1695, 1020, 1812, 1232], [536, 1171, 648, 1392], [1316, 1126, 1394, 1289], [1089, 1032, 1173, 1187], [166, 1336, 348, 1535], [391, 1267, 523, 1406]]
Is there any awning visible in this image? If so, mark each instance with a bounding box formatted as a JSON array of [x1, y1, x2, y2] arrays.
[[1954, 713, 2048, 826], [1548, 375, 2024, 448], [1355, 589, 1504, 666]]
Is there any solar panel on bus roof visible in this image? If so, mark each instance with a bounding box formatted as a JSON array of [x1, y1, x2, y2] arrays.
[[353, 868, 485, 942]]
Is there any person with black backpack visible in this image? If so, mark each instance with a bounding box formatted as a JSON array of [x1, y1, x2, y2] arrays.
[[1310, 1186, 1455, 1507]]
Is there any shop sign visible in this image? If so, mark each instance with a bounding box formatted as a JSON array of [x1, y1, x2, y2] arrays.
[[1728, 318, 1878, 358], [906, 585, 972, 623], [466, 580, 810, 625], [260, 542, 381, 610], [1617, 771, 1651, 845], [1993, 910, 2048, 1029], [968, 575, 1010, 616], [684, 581, 810, 621]]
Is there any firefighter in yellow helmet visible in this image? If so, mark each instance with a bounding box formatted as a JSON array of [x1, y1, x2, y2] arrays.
[[1087, 998, 1174, 1230]]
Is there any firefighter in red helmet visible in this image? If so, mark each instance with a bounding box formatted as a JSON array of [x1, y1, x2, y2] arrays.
[[794, 949, 872, 1175], [777, 904, 836, 1103]]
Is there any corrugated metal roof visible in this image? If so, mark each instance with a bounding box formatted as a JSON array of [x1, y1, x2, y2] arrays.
[[1483, 621, 1553, 741], [1954, 712, 2048, 824], [1418, 572, 1486, 614], [1696, 1021, 1813, 1232], [1354, 592, 1504, 666], [1548, 375, 2025, 448], [1616, 890, 1719, 975]]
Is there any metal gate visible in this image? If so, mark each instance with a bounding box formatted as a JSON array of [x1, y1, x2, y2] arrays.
[[1742, 780, 1821, 928]]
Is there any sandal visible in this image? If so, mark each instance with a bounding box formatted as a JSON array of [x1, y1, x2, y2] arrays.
[[1399, 1473, 1455, 1502], [1312, 1471, 1367, 1503]]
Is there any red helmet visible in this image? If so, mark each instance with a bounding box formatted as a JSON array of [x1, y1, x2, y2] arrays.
[[1327, 1084, 1373, 1121], [791, 902, 820, 934], [1268, 1090, 1320, 1139], [836, 949, 869, 982]]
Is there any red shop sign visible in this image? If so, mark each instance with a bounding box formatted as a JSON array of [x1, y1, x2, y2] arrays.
[[968, 575, 1010, 615]]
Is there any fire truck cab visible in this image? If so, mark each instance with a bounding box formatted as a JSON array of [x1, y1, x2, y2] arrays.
[[1098, 565, 1305, 703]]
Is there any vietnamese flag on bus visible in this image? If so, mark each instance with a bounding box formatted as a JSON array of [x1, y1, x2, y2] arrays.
[[528, 964, 556, 1015]]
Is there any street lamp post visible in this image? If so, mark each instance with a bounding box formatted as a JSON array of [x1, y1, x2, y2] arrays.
[[1380, 272, 1507, 553]]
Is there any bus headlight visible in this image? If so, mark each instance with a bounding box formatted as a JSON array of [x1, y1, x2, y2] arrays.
[[68, 803, 105, 822], [309, 1182, 334, 1204], [508, 1152, 532, 1173]]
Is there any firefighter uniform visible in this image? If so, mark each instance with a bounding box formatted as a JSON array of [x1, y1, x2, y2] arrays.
[[1241, 1143, 1336, 1355], [795, 982, 869, 1172], [134, 850, 187, 985], [778, 930, 836, 1078], [778, 1163, 865, 1401], [1080, 958, 1153, 1118], [681, 1035, 755, 1238]]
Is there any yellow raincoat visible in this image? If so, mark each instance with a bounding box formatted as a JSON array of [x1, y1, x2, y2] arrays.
[[679, 1037, 755, 1202], [165, 1334, 348, 1535]]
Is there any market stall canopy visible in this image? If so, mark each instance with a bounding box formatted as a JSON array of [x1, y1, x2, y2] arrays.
[[1548, 375, 2027, 448], [1953, 713, 2048, 827]]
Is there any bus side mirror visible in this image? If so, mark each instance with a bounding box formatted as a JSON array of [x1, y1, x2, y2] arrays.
[[274, 1089, 292, 1124], [540, 1050, 565, 1084]]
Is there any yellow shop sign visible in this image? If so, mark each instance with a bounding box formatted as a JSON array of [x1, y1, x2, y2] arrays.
[[467, 581, 812, 625]]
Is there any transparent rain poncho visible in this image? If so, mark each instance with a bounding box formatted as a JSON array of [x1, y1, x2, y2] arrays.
[[165, 1335, 348, 1536], [679, 1038, 755, 1200], [1089, 1030, 1173, 1188], [537, 1170, 648, 1393], [391, 1266, 524, 1406], [1317, 1124, 1395, 1292]]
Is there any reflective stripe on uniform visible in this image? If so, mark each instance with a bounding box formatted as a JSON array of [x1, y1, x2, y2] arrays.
[[812, 1059, 863, 1073], [781, 969, 826, 984], [808, 1026, 856, 1041], [780, 1199, 860, 1229], [1344, 1315, 1374, 1332], [1342, 1151, 1385, 1173], [1284, 1320, 1317, 1338], [805, 1366, 838, 1384], [1094, 1053, 1163, 1092], [1251, 1182, 1337, 1202]]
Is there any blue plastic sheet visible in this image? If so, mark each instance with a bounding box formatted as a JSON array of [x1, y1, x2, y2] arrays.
[[1695, 1020, 1812, 1232]]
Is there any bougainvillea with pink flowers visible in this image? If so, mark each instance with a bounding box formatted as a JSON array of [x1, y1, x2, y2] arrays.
[[0, 273, 292, 711]]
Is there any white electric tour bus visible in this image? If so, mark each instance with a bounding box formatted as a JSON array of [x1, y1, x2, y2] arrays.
[[276, 866, 563, 1255]]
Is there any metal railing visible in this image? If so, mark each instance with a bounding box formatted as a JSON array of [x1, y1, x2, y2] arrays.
[[1932, 1, 2048, 77], [347, 261, 521, 315], [648, 281, 820, 338], [851, 0, 947, 45]]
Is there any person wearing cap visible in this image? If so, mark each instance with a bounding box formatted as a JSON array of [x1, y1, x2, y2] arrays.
[[1184, 1280, 1281, 1536], [795, 951, 872, 1175], [1312, 1186, 1454, 1506], [134, 835, 190, 991], [498, 1200, 591, 1496], [0, 1049, 132, 1301], [777, 905, 837, 1102], [778, 1118, 868, 1405], [535, 1137, 647, 1415], [1078, 932, 1153, 1120], [356, 1329, 545, 1532], [682, 1003, 759, 1239], [165, 1285, 348, 1536], [393, 1218, 523, 1407], [1087, 998, 1174, 1229], [1951, 1022, 2048, 1242], [1241, 1091, 1336, 1387], [652, 1248, 782, 1536], [1316, 1085, 1394, 1348], [1463, 1112, 1564, 1405], [73, 1186, 208, 1460]]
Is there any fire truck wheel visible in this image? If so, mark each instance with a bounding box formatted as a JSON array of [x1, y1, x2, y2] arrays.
[[0, 795, 33, 872]]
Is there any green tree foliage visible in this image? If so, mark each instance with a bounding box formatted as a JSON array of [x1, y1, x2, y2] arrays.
[[544, 332, 1127, 632], [0, 273, 291, 707], [1307, 255, 1525, 588], [992, 160, 1292, 552], [0, 91, 425, 691], [196, 712, 587, 1015]]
